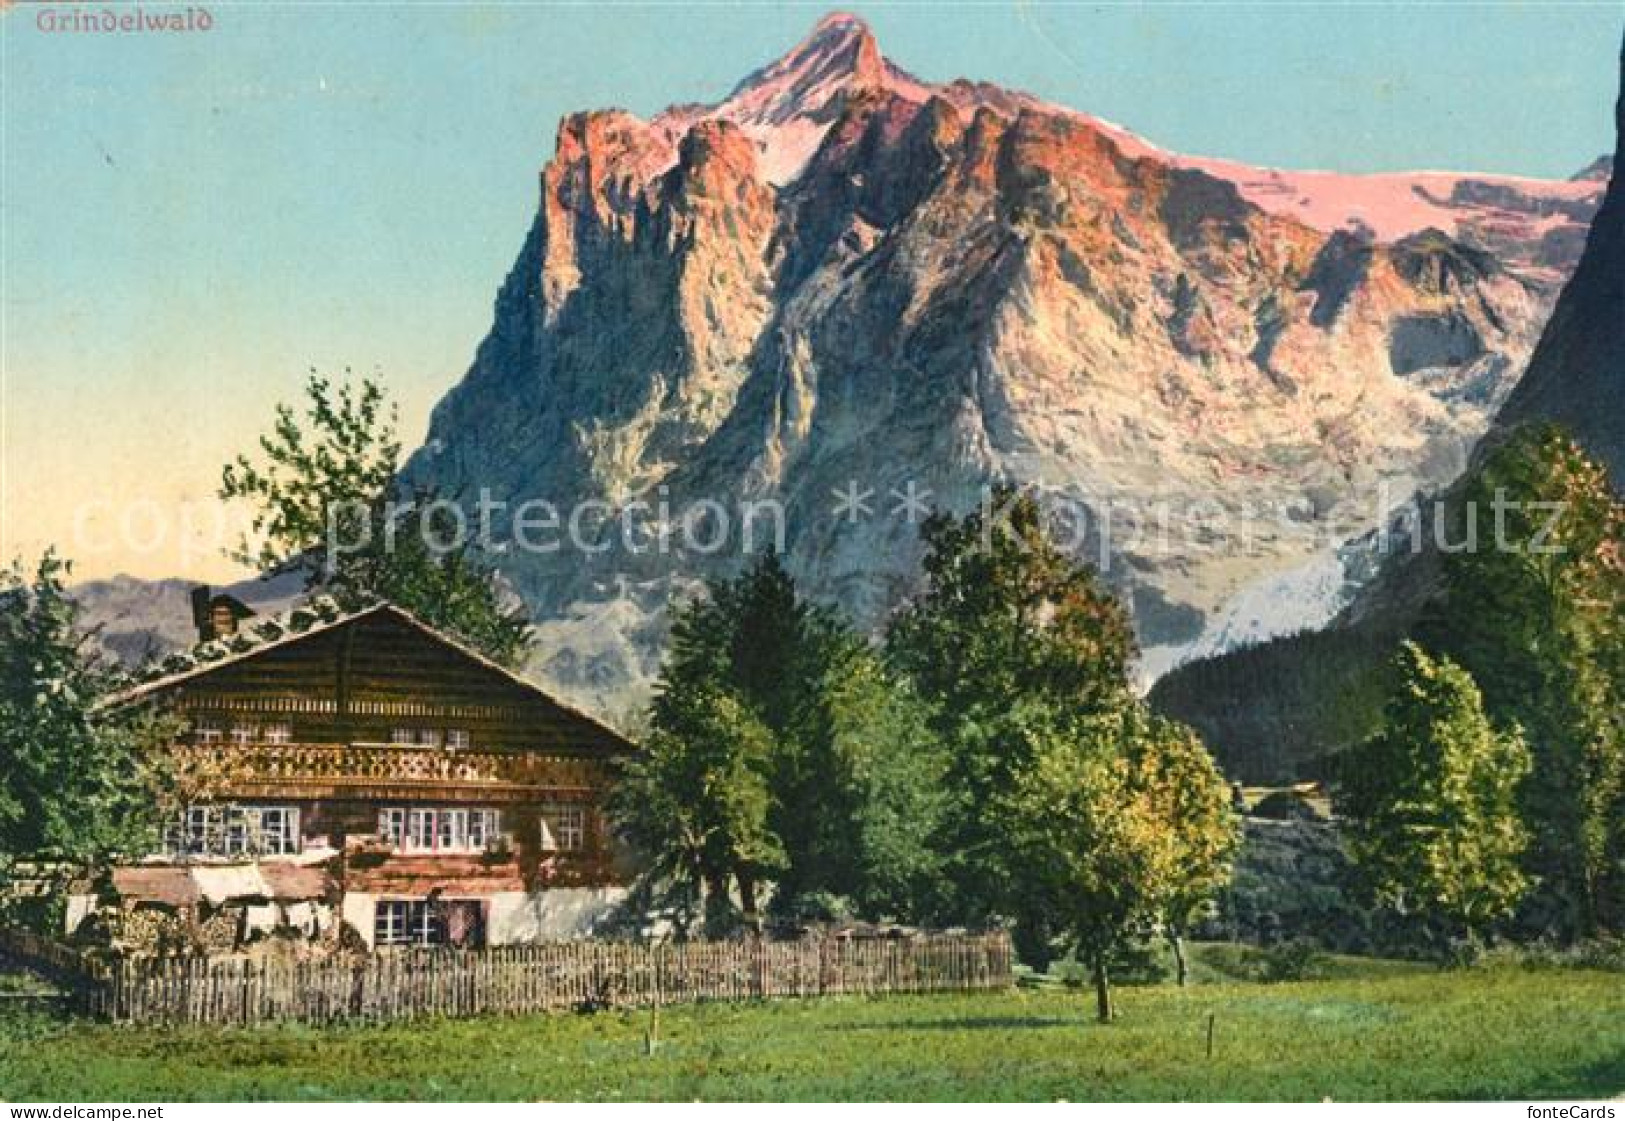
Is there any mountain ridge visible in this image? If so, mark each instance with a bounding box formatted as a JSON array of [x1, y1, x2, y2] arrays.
[[257, 14, 1598, 717], [1497, 33, 1625, 479], [1152, 26, 1625, 780]]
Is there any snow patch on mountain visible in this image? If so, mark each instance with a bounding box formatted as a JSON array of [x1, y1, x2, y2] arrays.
[[1137, 550, 1357, 686]]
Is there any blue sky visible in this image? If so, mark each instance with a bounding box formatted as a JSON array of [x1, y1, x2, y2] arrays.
[[3, 1, 1623, 579]]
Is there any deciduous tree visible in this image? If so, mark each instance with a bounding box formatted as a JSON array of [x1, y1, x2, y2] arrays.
[[221, 371, 529, 666], [999, 704, 1233, 1020], [1420, 425, 1624, 935], [888, 488, 1137, 924], [1339, 643, 1532, 947], [1133, 713, 1241, 985], [0, 553, 178, 925], [814, 648, 949, 920], [612, 683, 784, 932]]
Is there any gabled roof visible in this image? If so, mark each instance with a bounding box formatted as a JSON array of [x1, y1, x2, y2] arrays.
[[106, 601, 635, 751]]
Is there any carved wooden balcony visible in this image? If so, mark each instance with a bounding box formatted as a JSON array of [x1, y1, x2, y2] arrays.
[[171, 742, 607, 803]]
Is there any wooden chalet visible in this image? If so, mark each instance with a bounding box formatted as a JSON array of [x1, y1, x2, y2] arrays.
[[96, 597, 637, 950]]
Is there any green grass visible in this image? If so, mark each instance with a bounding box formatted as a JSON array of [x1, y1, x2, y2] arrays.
[[1181, 943, 1436, 985], [2, 955, 1622, 1101]]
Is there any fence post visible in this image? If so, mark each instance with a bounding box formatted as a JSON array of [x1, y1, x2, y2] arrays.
[[349, 956, 366, 1020]]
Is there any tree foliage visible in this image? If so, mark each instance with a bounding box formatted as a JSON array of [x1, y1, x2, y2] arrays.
[[221, 371, 529, 666], [889, 487, 1136, 718], [887, 488, 1138, 922], [1419, 425, 1625, 936], [611, 684, 784, 931], [0, 553, 177, 899], [816, 656, 949, 921], [1141, 712, 1244, 984], [614, 552, 947, 928], [611, 501, 1239, 1024], [882, 488, 1235, 1014], [220, 372, 400, 573], [998, 704, 1237, 1019], [1339, 643, 1532, 944]]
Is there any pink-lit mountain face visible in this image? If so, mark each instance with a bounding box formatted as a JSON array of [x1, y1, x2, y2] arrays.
[[406, 13, 1607, 709]]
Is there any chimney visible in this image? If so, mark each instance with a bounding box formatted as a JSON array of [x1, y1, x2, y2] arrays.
[[190, 586, 253, 641], [211, 600, 242, 639], [190, 585, 214, 642]]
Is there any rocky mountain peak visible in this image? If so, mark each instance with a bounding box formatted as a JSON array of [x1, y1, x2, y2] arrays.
[[405, 12, 1613, 714], [725, 12, 888, 118], [696, 11, 932, 184]]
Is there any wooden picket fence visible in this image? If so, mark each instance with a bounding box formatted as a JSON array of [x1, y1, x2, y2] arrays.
[[0, 927, 119, 1016], [0, 928, 1012, 1027]]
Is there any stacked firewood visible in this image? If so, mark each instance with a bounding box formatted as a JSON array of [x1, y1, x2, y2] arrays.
[[195, 907, 242, 955], [112, 907, 193, 955]]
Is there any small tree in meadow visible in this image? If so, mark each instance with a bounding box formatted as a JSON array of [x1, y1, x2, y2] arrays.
[[1136, 713, 1241, 986], [999, 704, 1235, 1021]]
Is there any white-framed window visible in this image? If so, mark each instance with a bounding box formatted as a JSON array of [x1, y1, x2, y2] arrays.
[[250, 806, 299, 854], [192, 718, 223, 745], [229, 722, 258, 747], [468, 808, 494, 849], [225, 811, 249, 854], [372, 899, 484, 947], [378, 807, 408, 849], [407, 808, 437, 851], [390, 727, 444, 748], [182, 806, 212, 852], [261, 722, 293, 745], [434, 809, 460, 851], [374, 900, 443, 946], [540, 802, 586, 852], [169, 805, 300, 858], [445, 728, 471, 751], [378, 807, 501, 854]]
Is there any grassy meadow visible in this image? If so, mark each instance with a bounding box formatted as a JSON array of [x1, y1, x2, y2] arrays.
[[1, 947, 1622, 1102]]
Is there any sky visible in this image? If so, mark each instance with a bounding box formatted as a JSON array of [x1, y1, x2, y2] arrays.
[[3, 0, 1623, 581]]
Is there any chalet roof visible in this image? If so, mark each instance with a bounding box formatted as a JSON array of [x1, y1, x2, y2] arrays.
[[261, 862, 337, 902], [112, 863, 337, 907], [111, 866, 199, 909], [105, 601, 635, 751], [121, 594, 355, 691]]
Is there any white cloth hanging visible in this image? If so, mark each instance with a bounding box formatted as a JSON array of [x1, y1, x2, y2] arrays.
[[243, 903, 280, 937]]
